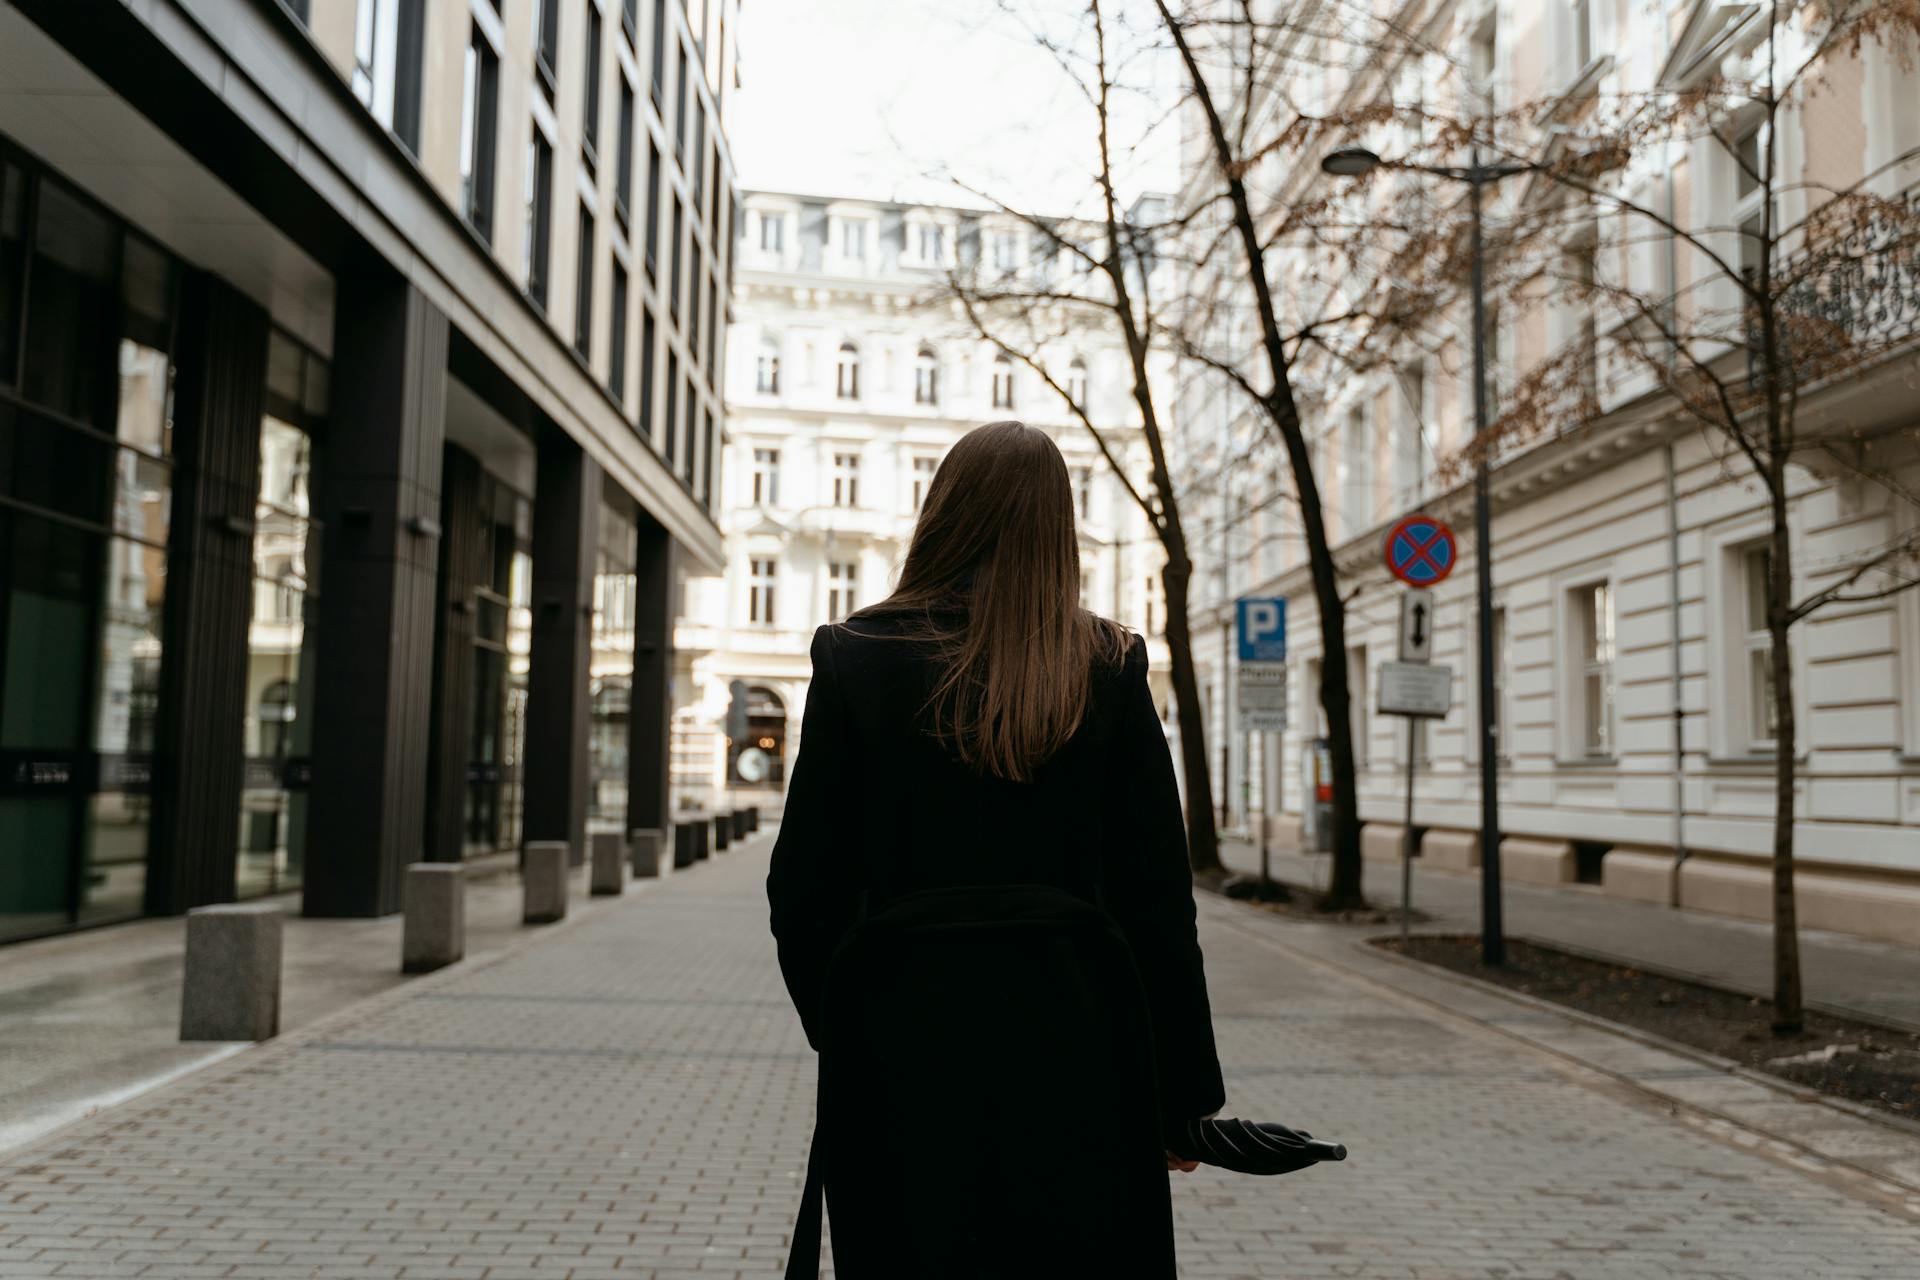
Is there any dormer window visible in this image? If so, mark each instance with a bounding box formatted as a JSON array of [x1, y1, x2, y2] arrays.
[[836, 342, 861, 399], [840, 219, 868, 261], [915, 347, 939, 405], [917, 223, 945, 264]]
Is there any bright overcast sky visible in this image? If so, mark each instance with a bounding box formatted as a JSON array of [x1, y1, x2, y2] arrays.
[[729, 0, 1178, 215]]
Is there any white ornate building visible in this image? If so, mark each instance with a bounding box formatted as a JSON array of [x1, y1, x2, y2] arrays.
[[676, 190, 1170, 809], [1176, 0, 1920, 945]]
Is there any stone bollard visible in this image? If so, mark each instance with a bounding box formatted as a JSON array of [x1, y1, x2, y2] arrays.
[[629, 827, 667, 878], [590, 832, 627, 896], [402, 862, 465, 973], [713, 811, 732, 852], [523, 840, 571, 924], [180, 903, 284, 1041], [732, 809, 747, 841]]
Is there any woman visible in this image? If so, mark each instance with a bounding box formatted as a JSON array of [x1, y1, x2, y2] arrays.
[[767, 420, 1225, 1277]]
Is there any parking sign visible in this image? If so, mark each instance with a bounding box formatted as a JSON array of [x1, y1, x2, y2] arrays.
[[1236, 597, 1287, 663]]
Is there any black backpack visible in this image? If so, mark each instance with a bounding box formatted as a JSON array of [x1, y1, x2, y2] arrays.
[[783, 877, 1172, 1279]]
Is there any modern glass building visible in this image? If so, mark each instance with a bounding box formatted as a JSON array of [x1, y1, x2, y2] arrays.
[[0, 0, 736, 940]]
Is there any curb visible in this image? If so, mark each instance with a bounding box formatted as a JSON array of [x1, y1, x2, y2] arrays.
[[1205, 902, 1920, 1214]]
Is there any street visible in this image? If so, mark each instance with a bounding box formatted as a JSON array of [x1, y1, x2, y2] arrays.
[[3, 834, 1918, 1278]]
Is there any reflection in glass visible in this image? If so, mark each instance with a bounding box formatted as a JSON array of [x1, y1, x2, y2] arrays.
[[23, 180, 116, 426], [238, 413, 317, 899], [589, 500, 639, 830], [83, 535, 164, 924]]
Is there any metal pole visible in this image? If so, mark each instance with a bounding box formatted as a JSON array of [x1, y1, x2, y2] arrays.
[[1401, 716, 1416, 946], [1470, 152, 1506, 967]]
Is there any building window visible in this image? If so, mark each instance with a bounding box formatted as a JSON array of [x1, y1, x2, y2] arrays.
[[749, 557, 777, 625], [832, 451, 860, 508], [664, 351, 679, 465], [581, 3, 602, 166], [608, 259, 628, 399], [836, 342, 860, 400], [914, 347, 939, 405], [911, 456, 937, 512], [640, 308, 657, 436], [681, 373, 696, 484], [1392, 358, 1426, 508], [991, 230, 1018, 273], [917, 223, 944, 263], [458, 26, 500, 242], [701, 409, 716, 508], [675, 43, 689, 158], [1144, 575, 1162, 636], [532, 0, 559, 104], [669, 198, 683, 323], [614, 77, 635, 229], [650, 0, 666, 104], [1742, 545, 1778, 751], [756, 333, 780, 394], [1066, 356, 1089, 410], [525, 128, 554, 308], [990, 354, 1016, 410], [1070, 465, 1092, 520], [1576, 581, 1615, 757], [760, 211, 784, 252], [1492, 604, 1510, 761], [1731, 119, 1769, 282], [621, 0, 637, 48], [691, 101, 707, 214], [689, 245, 704, 364], [1349, 645, 1370, 768], [827, 561, 858, 620], [352, 0, 425, 152], [840, 218, 867, 261], [752, 448, 780, 506], [573, 202, 595, 359], [644, 139, 661, 280]]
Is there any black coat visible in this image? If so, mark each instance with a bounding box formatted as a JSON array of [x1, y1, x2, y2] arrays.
[[767, 617, 1226, 1276]]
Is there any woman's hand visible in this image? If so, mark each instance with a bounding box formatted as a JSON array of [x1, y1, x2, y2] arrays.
[[1165, 1152, 1199, 1172]]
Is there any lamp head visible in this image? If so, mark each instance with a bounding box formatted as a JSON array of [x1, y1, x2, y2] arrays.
[[1320, 146, 1382, 178]]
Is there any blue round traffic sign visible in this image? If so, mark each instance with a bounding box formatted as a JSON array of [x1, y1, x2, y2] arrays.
[[1384, 514, 1457, 586]]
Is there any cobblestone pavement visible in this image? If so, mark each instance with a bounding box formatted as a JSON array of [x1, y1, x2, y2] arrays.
[[4, 835, 1920, 1278]]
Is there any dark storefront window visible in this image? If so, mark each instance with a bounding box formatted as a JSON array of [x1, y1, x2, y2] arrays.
[[0, 157, 177, 940], [466, 473, 532, 856], [589, 492, 638, 832], [238, 330, 326, 901]]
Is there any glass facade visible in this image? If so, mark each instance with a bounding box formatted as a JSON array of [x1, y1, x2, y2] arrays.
[[465, 468, 533, 856], [238, 331, 327, 900], [589, 492, 639, 831], [0, 152, 175, 940]]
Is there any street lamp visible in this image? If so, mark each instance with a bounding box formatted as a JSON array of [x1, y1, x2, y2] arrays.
[[1320, 142, 1539, 966]]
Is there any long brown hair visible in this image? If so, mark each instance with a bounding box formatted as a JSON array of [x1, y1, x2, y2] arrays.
[[849, 420, 1131, 781]]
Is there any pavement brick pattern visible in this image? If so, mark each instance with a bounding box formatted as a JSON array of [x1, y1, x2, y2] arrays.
[[3, 836, 1919, 1278]]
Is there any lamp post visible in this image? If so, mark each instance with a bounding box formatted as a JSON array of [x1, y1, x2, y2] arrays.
[[1320, 144, 1535, 966]]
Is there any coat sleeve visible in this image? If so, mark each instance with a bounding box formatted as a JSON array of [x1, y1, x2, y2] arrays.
[[766, 625, 861, 1051], [1106, 635, 1227, 1132]]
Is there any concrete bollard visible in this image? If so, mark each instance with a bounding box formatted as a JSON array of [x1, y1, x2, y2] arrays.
[[590, 832, 627, 896], [672, 822, 696, 868], [629, 827, 667, 878], [402, 862, 465, 973], [180, 903, 283, 1041], [523, 840, 571, 923], [713, 811, 732, 852], [732, 809, 747, 841], [747, 806, 760, 833], [694, 817, 713, 861]]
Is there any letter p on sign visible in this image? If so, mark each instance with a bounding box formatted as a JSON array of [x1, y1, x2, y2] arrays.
[[1236, 597, 1287, 663]]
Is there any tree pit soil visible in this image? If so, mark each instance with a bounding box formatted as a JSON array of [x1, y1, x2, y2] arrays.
[[1218, 874, 1433, 925], [1376, 935, 1920, 1123]]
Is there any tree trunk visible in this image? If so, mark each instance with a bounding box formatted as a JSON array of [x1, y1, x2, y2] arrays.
[[1768, 477, 1803, 1035], [1161, 548, 1222, 875]]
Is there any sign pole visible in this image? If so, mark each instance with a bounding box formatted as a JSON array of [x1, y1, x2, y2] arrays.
[[1401, 717, 1416, 945]]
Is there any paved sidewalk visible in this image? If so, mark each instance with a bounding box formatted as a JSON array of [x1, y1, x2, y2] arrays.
[[1, 856, 543, 1154], [4, 834, 1920, 1277], [1223, 836, 1920, 1030]]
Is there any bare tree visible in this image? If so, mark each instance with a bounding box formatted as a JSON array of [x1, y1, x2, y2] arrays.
[[937, 3, 1229, 874], [1441, 0, 1920, 1031]]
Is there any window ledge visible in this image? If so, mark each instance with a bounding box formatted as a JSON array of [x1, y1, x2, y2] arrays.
[[1554, 755, 1618, 769], [1703, 753, 1808, 768]]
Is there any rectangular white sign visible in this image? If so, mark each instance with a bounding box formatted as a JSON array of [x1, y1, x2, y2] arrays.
[[1238, 661, 1288, 731], [1378, 661, 1452, 718]]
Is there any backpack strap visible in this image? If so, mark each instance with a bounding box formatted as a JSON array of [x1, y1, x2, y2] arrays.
[[785, 1064, 827, 1278]]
